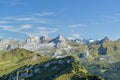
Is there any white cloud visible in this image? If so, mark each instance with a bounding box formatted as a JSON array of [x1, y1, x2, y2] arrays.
[[33, 19, 48, 23], [0, 35, 4, 38], [0, 0, 24, 6], [0, 21, 9, 24], [67, 37, 74, 40], [0, 25, 20, 33], [0, 24, 58, 37], [36, 27, 47, 30], [68, 24, 87, 28], [1, 24, 32, 32], [67, 33, 83, 40], [3, 16, 36, 21], [0, 25, 29, 34], [2, 16, 48, 24], [35, 12, 54, 16], [36, 27, 58, 34], [19, 24, 32, 30], [0, 11, 59, 38], [72, 34, 80, 37], [0, 11, 56, 25], [15, 17, 36, 21], [0, 26, 12, 29], [23, 26, 58, 37]]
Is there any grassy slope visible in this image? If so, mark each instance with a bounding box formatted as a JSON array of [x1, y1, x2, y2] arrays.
[[0, 48, 51, 77], [0, 56, 103, 80]]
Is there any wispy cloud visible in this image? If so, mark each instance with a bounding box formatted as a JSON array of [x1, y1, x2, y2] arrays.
[[0, 35, 4, 38], [0, 24, 58, 37], [72, 33, 80, 37], [0, 25, 21, 33], [0, 10, 60, 39], [67, 33, 83, 40], [24, 27, 58, 37], [2, 17, 16, 20], [0, 11, 62, 39], [19, 24, 32, 30], [15, 17, 37, 21], [68, 24, 87, 28], [2, 16, 48, 24], [0, 0, 24, 6], [0, 24, 33, 34], [36, 27, 48, 30], [35, 12, 54, 17], [36, 27, 58, 35], [0, 21, 10, 24]]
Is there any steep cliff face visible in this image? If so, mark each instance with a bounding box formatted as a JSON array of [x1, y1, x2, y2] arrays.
[[49, 34, 67, 48]]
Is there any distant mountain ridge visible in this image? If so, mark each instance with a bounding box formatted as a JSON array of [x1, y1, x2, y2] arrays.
[[0, 34, 112, 51], [0, 34, 68, 51]]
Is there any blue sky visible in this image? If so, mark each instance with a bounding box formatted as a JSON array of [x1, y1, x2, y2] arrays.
[[0, 0, 120, 40]]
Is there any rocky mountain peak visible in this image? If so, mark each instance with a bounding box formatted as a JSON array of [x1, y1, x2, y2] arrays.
[[52, 34, 66, 43], [26, 35, 40, 43], [49, 34, 67, 48], [40, 35, 49, 43], [101, 36, 109, 42], [57, 34, 65, 41]]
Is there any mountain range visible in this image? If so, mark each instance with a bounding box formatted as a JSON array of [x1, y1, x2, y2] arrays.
[[0, 34, 120, 80]]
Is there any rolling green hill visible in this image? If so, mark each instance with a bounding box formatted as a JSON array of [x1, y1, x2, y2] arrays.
[[0, 56, 103, 80], [0, 48, 51, 77]]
